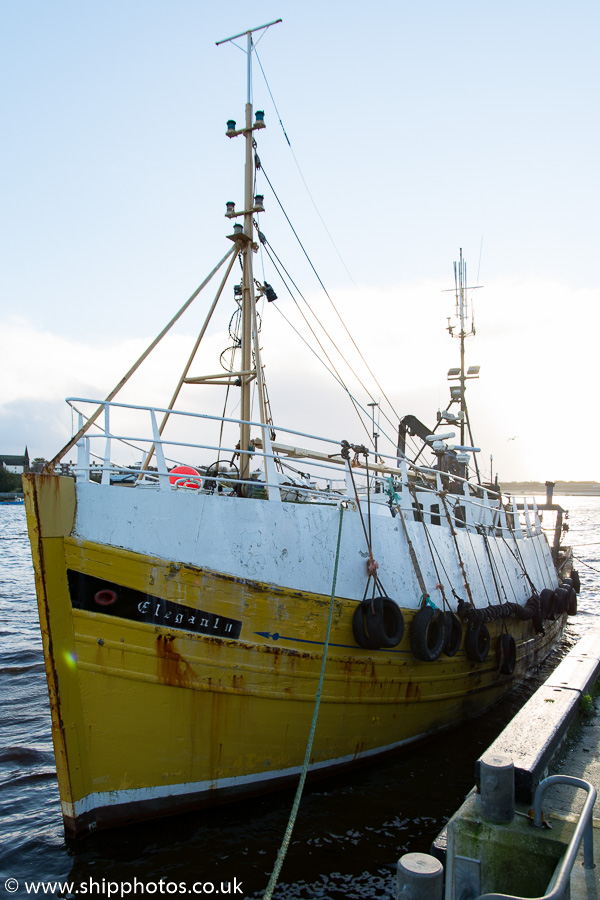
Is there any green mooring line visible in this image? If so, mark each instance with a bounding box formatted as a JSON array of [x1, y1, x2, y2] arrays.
[[263, 505, 345, 900]]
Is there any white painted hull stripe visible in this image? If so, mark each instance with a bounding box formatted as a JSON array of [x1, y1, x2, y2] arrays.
[[64, 737, 414, 818]]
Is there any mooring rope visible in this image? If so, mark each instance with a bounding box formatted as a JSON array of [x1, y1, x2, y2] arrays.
[[572, 553, 600, 574], [263, 505, 345, 900]]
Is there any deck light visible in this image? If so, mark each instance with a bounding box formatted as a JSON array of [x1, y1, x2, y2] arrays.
[[234, 285, 242, 298], [467, 366, 480, 376], [450, 386, 462, 400], [447, 367, 461, 378]]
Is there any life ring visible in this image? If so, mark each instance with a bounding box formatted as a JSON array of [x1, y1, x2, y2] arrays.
[[352, 597, 404, 650], [443, 611, 462, 657], [465, 623, 490, 663], [410, 605, 446, 662], [94, 589, 117, 607], [169, 465, 203, 490], [497, 633, 516, 675]]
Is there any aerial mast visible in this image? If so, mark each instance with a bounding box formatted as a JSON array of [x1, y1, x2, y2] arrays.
[[445, 249, 483, 481]]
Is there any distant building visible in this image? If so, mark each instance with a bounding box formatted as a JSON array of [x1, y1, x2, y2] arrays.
[[0, 448, 30, 474]]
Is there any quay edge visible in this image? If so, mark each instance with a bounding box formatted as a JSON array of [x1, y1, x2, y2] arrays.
[[429, 625, 600, 900]]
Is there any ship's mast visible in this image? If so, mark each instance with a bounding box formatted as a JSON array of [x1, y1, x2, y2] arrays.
[[446, 249, 483, 481], [217, 20, 281, 496], [240, 28, 255, 486]]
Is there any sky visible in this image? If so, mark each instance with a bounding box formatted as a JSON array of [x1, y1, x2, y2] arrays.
[[1, 0, 599, 481]]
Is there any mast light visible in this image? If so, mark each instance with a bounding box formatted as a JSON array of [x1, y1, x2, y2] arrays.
[[233, 223, 244, 235], [447, 367, 461, 379], [225, 201, 236, 217], [467, 365, 480, 376], [264, 283, 277, 303], [254, 110, 265, 126], [226, 120, 236, 134], [450, 386, 462, 400], [254, 194, 264, 211]]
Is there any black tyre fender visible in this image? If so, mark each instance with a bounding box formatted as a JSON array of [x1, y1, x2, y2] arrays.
[[443, 611, 462, 657], [571, 570, 581, 594], [538, 589, 553, 620], [565, 586, 577, 616], [352, 602, 380, 650], [367, 597, 405, 648], [465, 623, 490, 663], [541, 588, 557, 619], [497, 633, 516, 675], [531, 588, 553, 634], [352, 597, 404, 649], [410, 605, 446, 662], [553, 587, 569, 616]]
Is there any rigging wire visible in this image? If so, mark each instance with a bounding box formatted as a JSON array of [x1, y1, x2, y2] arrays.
[[572, 554, 600, 574], [255, 183, 403, 456], [254, 46, 357, 288], [258, 231, 395, 449], [256, 158, 402, 427], [269, 291, 377, 449]]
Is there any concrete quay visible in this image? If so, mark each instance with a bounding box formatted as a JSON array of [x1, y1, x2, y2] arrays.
[[427, 625, 600, 900]]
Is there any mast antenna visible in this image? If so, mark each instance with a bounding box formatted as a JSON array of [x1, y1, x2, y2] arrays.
[[443, 249, 484, 482]]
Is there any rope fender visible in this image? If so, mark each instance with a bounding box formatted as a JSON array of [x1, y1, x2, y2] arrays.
[[456, 593, 547, 633]]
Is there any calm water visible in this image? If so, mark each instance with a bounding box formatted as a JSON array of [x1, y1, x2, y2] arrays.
[[0, 498, 598, 898]]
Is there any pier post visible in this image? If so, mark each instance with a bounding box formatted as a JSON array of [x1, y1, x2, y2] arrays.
[[396, 852, 444, 900], [479, 752, 514, 823]]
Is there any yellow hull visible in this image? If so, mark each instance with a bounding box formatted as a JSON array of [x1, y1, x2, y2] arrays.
[[24, 473, 565, 837]]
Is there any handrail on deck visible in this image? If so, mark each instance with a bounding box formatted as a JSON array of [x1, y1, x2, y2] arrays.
[[475, 775, 596, 900], [65, 397, 552, 540]]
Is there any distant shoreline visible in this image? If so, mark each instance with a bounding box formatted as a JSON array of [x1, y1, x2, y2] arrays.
[[500, 481, 600, 496]]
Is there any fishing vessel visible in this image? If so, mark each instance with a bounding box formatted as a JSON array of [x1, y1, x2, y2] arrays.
[[24, 21, 577, 838]]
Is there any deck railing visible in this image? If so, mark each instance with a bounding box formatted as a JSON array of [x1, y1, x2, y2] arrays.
[[65, 397, 551, 543]]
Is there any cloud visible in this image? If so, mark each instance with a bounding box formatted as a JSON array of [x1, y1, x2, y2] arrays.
[[2, 275, 598, 481]]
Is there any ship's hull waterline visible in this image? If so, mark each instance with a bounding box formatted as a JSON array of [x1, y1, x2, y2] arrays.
[[24, 473, 566, 837]]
